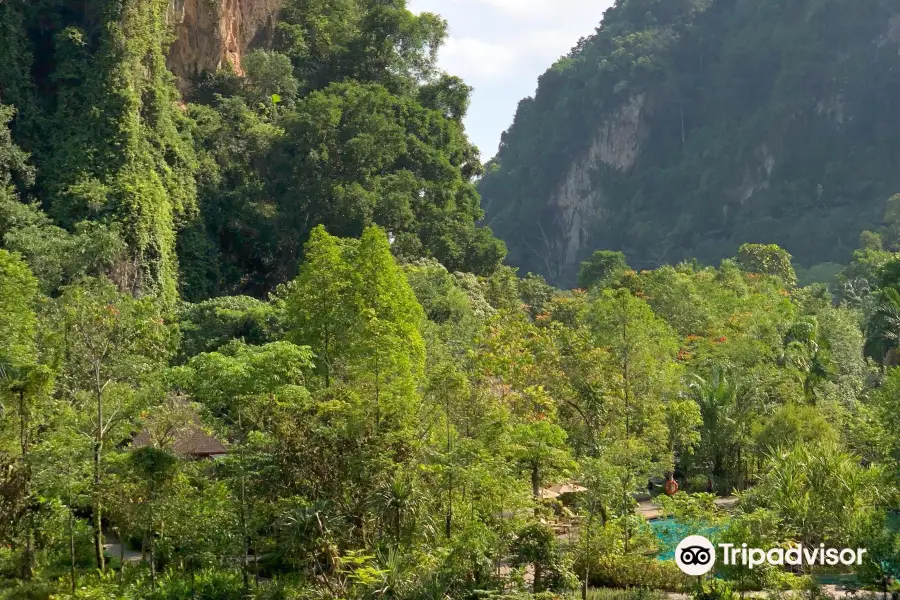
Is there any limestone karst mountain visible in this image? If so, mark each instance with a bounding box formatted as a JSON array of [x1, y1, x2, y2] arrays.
[[479, 0, 900, 286]]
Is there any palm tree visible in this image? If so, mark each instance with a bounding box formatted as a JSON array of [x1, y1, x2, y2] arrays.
[[374, 474, 426, 546], [864, 287, 900, 367], [781, 316, 831, 401], [687, 367, 743, 488]]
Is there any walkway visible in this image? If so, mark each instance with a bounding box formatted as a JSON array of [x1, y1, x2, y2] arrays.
[[102, 532, 143, 564]]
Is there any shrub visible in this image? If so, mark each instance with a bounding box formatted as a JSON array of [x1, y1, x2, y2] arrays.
[[0, 580, 57, 600], [146, 569, 246, 600], [692, 579, 737, 600], [585, 587, 668, 600], [574, 553, 691, 592]]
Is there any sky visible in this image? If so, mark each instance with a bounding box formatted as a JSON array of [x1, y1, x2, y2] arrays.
[[406, 0, 615, 160]]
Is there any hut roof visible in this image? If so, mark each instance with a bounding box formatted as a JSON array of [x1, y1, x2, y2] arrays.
[[132, 425, 227, 458]]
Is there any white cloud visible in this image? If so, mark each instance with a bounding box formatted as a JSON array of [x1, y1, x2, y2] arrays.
[[440, 37, 518, 79], [436, 0, 606, 19], [407, 0, 614, 157]]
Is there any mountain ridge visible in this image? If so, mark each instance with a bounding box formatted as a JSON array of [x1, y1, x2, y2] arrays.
[[479, 0, 900, 286]]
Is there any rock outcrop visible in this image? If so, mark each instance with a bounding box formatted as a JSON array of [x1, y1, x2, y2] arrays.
[[552, 94, 649, 274], [167, 0, 282, 93], [480, 0, 900, 286]]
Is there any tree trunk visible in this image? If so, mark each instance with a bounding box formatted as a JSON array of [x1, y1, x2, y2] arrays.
[[19, 389, 33, 580], [70, 505, 77, 593], [149, 529, 156, 588], [239, 411, 250, 593], [93, 441, 104, 570], [94, 369, 105, 571], [446, 406, 453, 538], [582, 506, 595, 600], [119, 527, 125, 585]]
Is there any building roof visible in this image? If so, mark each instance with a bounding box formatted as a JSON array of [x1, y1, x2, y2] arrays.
[[132, 425, 227, 458]]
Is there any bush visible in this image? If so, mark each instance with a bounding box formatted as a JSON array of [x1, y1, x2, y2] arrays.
[[585, 587, 668, 600], [686, 475, 711, 493], [512, 523, 578, 593], [0, 580, 57, 600], [574, 553, 691, 592], [146, 569, 246, 600], [692, 579, 737, 600]]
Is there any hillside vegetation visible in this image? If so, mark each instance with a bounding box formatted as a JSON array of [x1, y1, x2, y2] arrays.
[[3, 1, 900, 599], [479, 0, 900, 286]]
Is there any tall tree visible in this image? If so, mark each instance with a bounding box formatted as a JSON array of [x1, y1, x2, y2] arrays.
[[865, 287, 900, 367], [0, 249, 39, 578], [45, 279, 171, 570]]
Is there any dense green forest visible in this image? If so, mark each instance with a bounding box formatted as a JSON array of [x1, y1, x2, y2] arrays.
[[4, 0, 900, 599], [479, 0, 900, 286]]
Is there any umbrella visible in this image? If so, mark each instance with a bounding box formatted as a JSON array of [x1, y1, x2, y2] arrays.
[[547, 483, 588, 495], [538, 488, 560, 499]]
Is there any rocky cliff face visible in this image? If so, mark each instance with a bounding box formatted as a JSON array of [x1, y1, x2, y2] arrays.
[[167, 0, 282, 93], [553, 94, 649, 274], [479, 0, 900, 286]]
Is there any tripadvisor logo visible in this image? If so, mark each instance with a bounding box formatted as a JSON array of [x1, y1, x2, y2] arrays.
[[676, 535, 717, 575], [675, 535, 868, 575]]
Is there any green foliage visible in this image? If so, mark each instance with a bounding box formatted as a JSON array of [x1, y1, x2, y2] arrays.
[[740, 440, 890, 546], [0, 195, 125, 295], [864, 287, 900, 366], [481, 0, 900, 285], [511, 522, 578, 593], [0, 104, 33, 190], [177, 295, 279, 362], [578, 250, 629, 290], [584, 589, 668, 600], [692, 579, 737, 600], [2, 0, 201, 302], [0, 249, 38, 377], [283, 225, 426, 399], [2, 2, 900, 596], [576, 553, 690, 591], [737, 244, 798, 288], [2, 0, 504, 301]]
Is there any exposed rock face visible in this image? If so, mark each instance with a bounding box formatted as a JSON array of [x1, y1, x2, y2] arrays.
[[552, 94, 649, 274], [734, 145, 776, 205], [167, 0, 282, 93], [878, 14, 900, 48]]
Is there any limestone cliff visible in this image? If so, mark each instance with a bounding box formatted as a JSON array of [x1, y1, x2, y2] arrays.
[[167, 0, 282, 93], [479, 0, 900, 286], [552, 94, 649, 276]]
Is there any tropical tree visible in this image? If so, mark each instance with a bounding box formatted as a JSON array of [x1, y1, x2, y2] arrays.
[[687, 368, 749, 490], [44, 278, 172, 570], [741, 441, 889, 547], [865, 287, 900, 367], [737, 244, 798, 288], [0, 249, 40, 578]]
